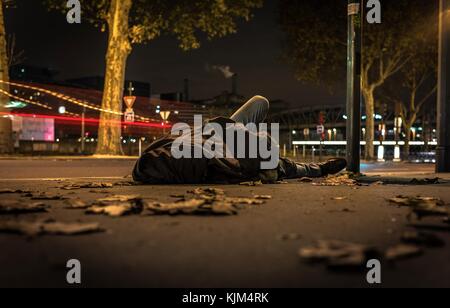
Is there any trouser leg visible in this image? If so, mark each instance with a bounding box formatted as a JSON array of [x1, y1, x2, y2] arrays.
[[230, 95, 269, 125], [277, 157, 323, 179]]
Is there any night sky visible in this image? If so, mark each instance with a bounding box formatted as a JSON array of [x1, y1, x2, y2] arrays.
[[5, 0, 342, 106]]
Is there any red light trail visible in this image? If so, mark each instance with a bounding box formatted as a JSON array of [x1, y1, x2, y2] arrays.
[[0, 112, 172, 129]]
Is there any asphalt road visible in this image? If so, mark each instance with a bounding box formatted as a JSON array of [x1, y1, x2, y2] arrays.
[[0, 158, 438, 180], [0, 158, 135, 180], [0, 159, 449, 288]]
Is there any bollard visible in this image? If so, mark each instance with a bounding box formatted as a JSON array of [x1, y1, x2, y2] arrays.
[[394, 145, 401, 162], [377, 145, 385, 162]]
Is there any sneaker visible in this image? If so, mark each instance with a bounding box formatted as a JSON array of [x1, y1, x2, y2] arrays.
[[319, 158, 347, 176]]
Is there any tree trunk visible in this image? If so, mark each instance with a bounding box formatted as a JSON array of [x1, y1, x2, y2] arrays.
[[403, 124, 411, 160], [363, 89, 375, 161], [0, 0, 12, 154], [95, 0, 132, 155]]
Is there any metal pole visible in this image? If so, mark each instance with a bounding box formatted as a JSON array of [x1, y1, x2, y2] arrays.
[[319, 139, 323, 162], [346, 0, 362, 173], [81, 106, 86, 154], [437, 0, 450, 173]]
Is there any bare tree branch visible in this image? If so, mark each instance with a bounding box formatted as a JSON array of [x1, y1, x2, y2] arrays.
[[7, 34, 25, 67], [416, 85, 437, 112]]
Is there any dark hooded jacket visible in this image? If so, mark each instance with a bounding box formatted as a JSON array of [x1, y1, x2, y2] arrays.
[[132, 117, 297, 184]]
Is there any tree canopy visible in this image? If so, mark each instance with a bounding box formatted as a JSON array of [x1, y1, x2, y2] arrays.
[[45, 0, 264, 50], [279, 0, 432, 90], [279, 0, 438, 159], [44, 0, 264, 155]]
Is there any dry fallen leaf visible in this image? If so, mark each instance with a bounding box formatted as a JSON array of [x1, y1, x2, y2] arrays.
[[79, 188, 268, 218], [210, 202, 238, 215], [240, 180, 263, 187], [253, 195, 272, 200], [60, 185, 81, 191], [113, 181, 136, 187], [61, 183, 113, 190], [82, 183, 114, 189], [300, 240, 364, 260], [314, 174, 360, 187], [389, 196, 449, 220], [145, 187, 268, 216], [332, 197, 348, 201], [187, 188, 228, 204], [0, 189, 32, 194], [0, 220, 104, 237], [85, 194, 144, 217], [225, 197, 264, 205], [299, 240, 377, 269], [0, 200, 49, 214], [65, 199, 89, 210], [96, 195, 142, 204], [42, 222, 104, 235], [385, 244, 423, 261], [190, 188, 225, 196], [145, 199, 207, 215], [170, 194, 186, 199], [86, 204, 134, 217], [30, 193, 67, 200], [389, 196, 445, 207]]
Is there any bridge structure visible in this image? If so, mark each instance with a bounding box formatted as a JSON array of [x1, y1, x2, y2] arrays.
[[269, 103, 437, 162], [270, 103, 436, 141]]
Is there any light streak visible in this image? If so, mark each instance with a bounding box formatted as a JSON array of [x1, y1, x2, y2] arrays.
[[0, 88, 53, 110], [292, 141, 437, 146], [0, 111, 171, 129], [0, 88, 80, 117], [0, 80, 151, 121]]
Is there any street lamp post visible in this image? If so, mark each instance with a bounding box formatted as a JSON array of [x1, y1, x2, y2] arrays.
[[437, 0, 450, 173], [81, 106, 86, 154], [346, 0, 363, 173]]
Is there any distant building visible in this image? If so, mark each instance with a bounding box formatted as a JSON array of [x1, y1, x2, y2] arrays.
[[66, 76, 152, 98]]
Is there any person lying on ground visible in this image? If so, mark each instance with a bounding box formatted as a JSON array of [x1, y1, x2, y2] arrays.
[[133, 96, 347, 184]]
